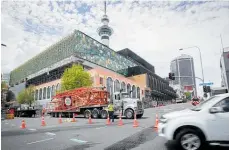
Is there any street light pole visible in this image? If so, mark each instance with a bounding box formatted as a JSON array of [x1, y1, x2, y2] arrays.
[[179, 46, 205, 83]]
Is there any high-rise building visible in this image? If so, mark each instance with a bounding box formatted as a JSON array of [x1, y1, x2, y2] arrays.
[[220, 47, 229, 90], [170, 54, 197, 96], [1, 73, 10, 86]]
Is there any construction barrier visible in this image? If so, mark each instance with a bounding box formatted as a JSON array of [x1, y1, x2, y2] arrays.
[[6, 114, 14, 119]]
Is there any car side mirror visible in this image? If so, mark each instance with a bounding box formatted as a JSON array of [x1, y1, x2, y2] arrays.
[[209, 107, 223, 114]]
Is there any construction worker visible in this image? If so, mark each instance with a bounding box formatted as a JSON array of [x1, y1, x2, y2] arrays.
[[108, 101, 115, 122]]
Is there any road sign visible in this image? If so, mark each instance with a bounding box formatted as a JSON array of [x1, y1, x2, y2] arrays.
[[65, 97, 71, 106], [199, 82, 214, 86]]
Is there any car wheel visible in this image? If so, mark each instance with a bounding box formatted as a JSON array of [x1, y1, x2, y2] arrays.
[[84, 110, 91, 118], [92, 109, 99, 119], [175, 128, 205, 150], [125, 109, 134, 119], [100, 110, 108, 119]]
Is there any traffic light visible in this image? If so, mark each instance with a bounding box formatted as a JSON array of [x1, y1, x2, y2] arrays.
[[203, 86, 207, 92], [203, 93, 208, 98], [207, 86, 211, 92], [169, 72, 175, 80], [203, 86, 211, 93]]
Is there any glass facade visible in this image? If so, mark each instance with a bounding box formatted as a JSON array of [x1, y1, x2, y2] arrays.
[[74, 31, 137, 73], [10, 30, 137, 85]]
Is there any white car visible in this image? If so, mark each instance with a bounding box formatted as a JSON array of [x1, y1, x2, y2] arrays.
[[158, 93, 229, 150]]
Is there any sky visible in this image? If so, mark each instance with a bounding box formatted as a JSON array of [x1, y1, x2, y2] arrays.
[[1, 0, 229, 95]]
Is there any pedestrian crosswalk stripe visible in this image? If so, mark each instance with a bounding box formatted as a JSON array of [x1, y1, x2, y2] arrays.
[[70, 138, 87, 144], [45, 132, 56, 136], [29, 129, 37, 131]]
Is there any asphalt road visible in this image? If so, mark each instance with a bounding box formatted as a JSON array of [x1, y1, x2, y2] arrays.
[[2, 103, 228, 150]]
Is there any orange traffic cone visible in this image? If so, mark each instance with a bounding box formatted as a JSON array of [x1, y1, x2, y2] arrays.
[[133, 113, 139, 127], [106, 114, 111, 125], [20, 120, 26, 129], [154, 114, 159, 129], [88, 116, 92, 124], [71, 114, 76, 122], [41, 116, 46, 126], [58, 114, 62, 124], [118, 112, 123, 126]]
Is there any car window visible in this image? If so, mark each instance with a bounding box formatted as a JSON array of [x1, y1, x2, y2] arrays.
[[214, 97, 229, 112]]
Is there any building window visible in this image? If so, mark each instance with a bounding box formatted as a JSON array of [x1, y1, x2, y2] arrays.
[[114, 79, 120, 92], [100, 77, 103, 85], [39, 88, 42, 100], [51, 85, 55, 97], [35, 89, 39, 100], [47, 86, 51, 99], [56, 83, 60, 92], [43, 87, 46, 99], [91, 77, 94, 84], [127, 84, 131, 97], [132, 85, 136, 98], [121, 82, 126, 92], [106, 77, 113, 97], [137, 87, 140, 99]]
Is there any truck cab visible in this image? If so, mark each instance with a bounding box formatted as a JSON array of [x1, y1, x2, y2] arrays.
[[111, 92, 144, 119]]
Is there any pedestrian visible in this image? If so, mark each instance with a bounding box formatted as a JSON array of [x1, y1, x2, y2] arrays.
[[108, 101, 115, 122]]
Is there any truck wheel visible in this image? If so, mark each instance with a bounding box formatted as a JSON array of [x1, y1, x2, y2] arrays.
[[175, 128, 206, 150], [137, 114, 143, 119], [100, 110, 108, 119], [92, 109, 99, 119], [84, 110, 91, 118], [125, 109, 134, 119]]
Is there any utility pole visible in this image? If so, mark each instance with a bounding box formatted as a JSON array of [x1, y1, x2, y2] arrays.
[[220, 34, 224, 53]]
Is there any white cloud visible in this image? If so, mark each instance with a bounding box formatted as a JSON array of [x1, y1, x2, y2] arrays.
[[1, 1, 229, 96]]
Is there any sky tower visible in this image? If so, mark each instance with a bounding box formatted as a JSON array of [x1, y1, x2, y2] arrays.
[[97, 1, 113, 47]]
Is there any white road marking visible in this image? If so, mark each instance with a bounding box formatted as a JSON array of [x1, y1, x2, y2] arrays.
[[28, 129, 37, 131], [5, 123, 8, 125], [46, 125, 57, 128], [70, 138, 87, 144], [96, 126, 107, 129], [27, 138, 54, 145], [11, 124, 15, 126], [45, 132, 56, 136]]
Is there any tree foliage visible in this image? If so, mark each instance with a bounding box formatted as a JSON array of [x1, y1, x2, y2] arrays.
[[6, 90, 16, 102], [1, 81, 8, 90], [184, 92, 192, 100], [61, 64, 93, 91], [17, 85, 35, 106]]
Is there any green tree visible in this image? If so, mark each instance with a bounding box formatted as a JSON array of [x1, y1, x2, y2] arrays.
[[1, 81, 8, 90], [184, 92, 192, 100], [61, 64, 92, 91], [17, 89, 26, 105], [17, 85, 35, 106]]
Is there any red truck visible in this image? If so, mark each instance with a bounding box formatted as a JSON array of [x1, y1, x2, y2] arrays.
[[46, 87, 144, 119], [47, 87, 110, 119]]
